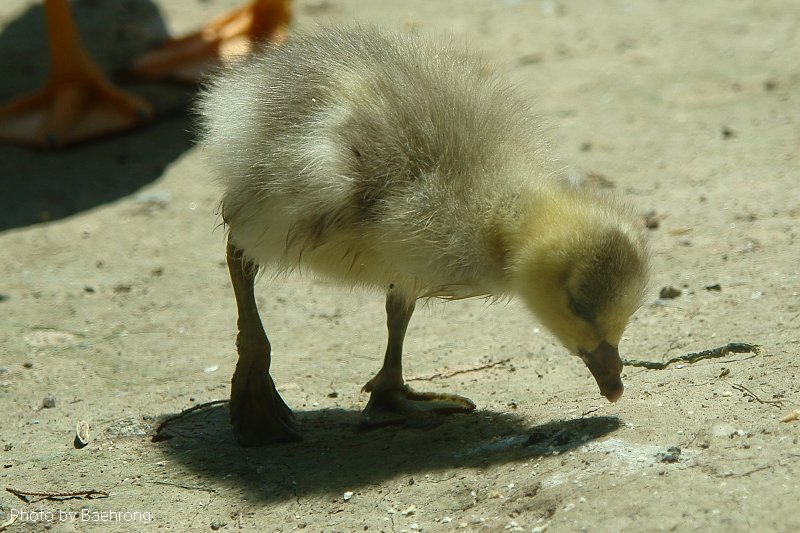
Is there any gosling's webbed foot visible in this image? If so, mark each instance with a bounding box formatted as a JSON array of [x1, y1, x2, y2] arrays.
[[360, 384, 476, 428], [230, 368, 302, 446]]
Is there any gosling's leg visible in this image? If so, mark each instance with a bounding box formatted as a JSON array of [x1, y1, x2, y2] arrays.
[[226, 241, 301, 445], [360, 290, 476, 428]]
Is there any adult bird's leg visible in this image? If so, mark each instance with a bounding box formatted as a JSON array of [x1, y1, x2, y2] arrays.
[[0, 0, 153, 147], [360, 289, 476, 428], [226, 240, 301, 445]]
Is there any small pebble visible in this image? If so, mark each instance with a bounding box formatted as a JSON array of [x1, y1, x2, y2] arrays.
[[204, 365, 219, 374], [74, 420, 90, 449], [210, 520, 226, 530], [507, 520, 523, 532], [656, 446, 682, 463], [343, 491, 353, 501], [721, 125, 736, 139], [42, 393, 56, 409], [642, 210, 661, 229], [704, 283, 722, 291], [659, 286, 682, 299]]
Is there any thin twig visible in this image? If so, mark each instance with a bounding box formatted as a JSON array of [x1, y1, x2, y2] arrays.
[[0, 514, 18, 532], [149, 481, 218, 493], [153, 399, 228, 440], [5, 486, 108, 503], [407, 358, 512, 382], [730, 383, 784, 408], [623, 342, 761, 370], [722, 464, 775, 478], [581, 406, 602, 417]]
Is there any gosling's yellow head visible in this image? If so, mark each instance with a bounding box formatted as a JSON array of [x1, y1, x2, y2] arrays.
[[512, 194, 650, 402]]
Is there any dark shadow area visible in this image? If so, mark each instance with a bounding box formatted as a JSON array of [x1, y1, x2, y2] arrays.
[[0, 0, 198, 231], [153, 403, 621, 503], [523, 416, 622, 453]]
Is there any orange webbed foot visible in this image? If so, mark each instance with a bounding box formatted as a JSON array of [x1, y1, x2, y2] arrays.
[[0, 0, 153, 148], [130, 0, 293, 83], [0, 69, 153, 148]]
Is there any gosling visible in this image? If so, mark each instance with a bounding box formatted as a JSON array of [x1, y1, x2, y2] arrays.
[[197, 26, 650, 445]]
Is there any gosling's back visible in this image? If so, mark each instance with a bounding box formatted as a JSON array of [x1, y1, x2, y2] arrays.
[[198, 27, 556, 297]]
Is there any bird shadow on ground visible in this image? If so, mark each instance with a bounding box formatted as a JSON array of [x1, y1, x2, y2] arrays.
[[0, 0, 197, 231], [150, 403, 621, 503]]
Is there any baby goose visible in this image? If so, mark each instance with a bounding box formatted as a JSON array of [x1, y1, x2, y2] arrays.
[[198, 27, 650, 445]]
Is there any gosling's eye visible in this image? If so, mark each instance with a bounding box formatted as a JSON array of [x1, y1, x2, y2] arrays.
[[570, 297, 595, 322]]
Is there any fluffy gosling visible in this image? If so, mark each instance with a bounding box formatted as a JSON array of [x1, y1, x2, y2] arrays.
[[197, 26, 650, 445]]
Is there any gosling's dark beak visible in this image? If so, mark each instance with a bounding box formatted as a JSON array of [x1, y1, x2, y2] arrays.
[[579, 341, 624, 402]]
